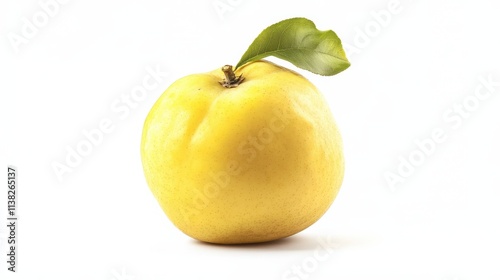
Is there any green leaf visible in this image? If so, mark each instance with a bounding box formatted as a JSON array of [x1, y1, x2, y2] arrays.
[[235, 17, 350, 76]]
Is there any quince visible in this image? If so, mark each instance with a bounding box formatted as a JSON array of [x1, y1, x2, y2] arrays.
[[141, 60, 344, 244]]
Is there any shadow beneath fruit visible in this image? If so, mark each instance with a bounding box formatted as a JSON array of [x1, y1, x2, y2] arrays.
[[191, 233, 368, 251]]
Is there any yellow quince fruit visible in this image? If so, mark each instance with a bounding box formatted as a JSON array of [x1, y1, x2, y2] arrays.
[[141, 60, 344, 244]]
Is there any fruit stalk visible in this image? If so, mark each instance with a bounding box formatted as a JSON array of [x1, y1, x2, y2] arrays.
[[220, 65, 244, 88]]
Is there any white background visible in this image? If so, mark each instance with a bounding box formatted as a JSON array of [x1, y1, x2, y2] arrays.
[[1, 0, 500, 279]]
